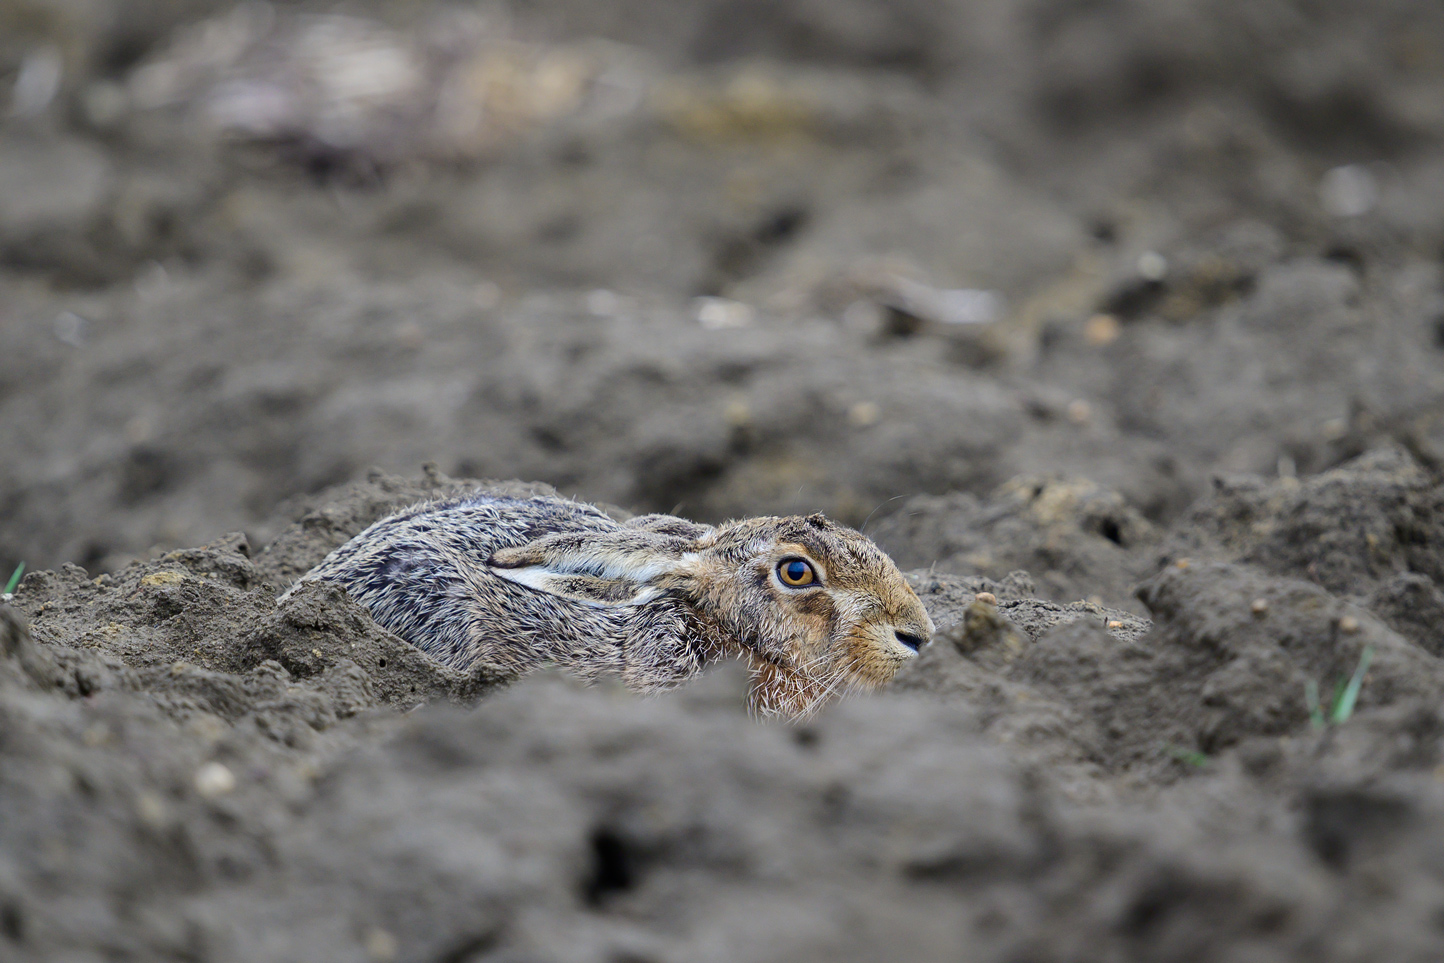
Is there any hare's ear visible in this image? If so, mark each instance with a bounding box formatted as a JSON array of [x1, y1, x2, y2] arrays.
[[488, 529, 701, 607], [622, 514, 714, 540]]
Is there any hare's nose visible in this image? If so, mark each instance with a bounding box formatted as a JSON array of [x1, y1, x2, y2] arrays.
[[894, 630, 927, 652]]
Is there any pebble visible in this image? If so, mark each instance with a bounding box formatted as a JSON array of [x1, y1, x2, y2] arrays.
[[1136, 251, 1168, 281], [1084, 313, 1121, 346], [848, 401, 880, 428], [194, 761, 237, 798], [1319, 164, 1378, 218]]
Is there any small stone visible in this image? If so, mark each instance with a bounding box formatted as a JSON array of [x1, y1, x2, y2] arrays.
[[140, 571, 186, 589], [695, 296, 754, 329], [585, 288, 620, 317], [1066, 399, 1092, 425], [974, 592, 997, 605], [848, 401, 880, 428], [1137, 251, 1168, 281], [1107, 620, 1124, 630], [1250, 598, 1269, 617], [53, 311, 89, 347], [1084, 313, 1121, 346], [194, 761, 237, 798], [365, 928, 399, 962], [1319, 164, 1378, 218], [723, 400, 751, 427], [1339, 615, 1360, 634], [1174, 558, 1192, 570], [12, 47, 62, 117]]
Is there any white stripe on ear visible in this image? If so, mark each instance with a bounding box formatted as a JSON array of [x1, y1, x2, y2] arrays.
[[492, 565, 566, 594], [489, 564, 661, 608]]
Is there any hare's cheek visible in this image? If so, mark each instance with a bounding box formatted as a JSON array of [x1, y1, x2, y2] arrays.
[[779, 597, 835, 659]]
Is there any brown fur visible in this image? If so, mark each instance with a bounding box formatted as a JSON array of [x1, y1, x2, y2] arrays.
[[288, 494, 933, 719]]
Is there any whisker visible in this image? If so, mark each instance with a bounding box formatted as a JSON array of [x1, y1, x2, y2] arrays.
[[860, 493, 913, 536]]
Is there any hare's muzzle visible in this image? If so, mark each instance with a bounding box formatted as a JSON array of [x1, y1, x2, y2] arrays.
[[894, 630, 927, 653]]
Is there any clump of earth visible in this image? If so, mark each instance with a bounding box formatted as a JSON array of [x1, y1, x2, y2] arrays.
[[4, 0, 1444, 959]]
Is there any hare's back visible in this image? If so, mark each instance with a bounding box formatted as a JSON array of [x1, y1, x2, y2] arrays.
[[312, 493, 616, 575], [292, 493, 621, 665]]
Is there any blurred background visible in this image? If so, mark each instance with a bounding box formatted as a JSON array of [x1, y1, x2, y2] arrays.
[[2, 0, 1442, 596]]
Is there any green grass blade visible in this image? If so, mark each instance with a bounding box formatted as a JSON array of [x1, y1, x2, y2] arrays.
[[1163, 743, 1209, 767], [1305, 679, 1325, 730], [1331, 645, 1375, 725], [3, 561, 24, 596]]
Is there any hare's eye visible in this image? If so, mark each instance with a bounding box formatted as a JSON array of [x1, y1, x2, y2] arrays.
[[776, 558, 817, 587]]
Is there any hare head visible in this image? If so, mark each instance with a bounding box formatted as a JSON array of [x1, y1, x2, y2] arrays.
[[489, 512, 933, 718]]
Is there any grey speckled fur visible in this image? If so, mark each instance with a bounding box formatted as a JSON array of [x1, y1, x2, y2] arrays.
[[286, 488, 933, 716], [285, 492, 726, 689]]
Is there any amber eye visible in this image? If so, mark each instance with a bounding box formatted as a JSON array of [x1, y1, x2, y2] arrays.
[[776, 558, 817, 587]]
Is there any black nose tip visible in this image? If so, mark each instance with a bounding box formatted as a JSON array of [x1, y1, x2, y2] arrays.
[[895, 631, 926, 652]]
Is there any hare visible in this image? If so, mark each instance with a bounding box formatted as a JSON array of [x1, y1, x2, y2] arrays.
[[286, 491, 933, 718]]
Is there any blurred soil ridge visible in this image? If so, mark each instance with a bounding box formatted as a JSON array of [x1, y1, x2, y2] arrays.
[[7, 450, 1444, 960], [2, 0, 1443, 573], [4, 0, 1444, 959]]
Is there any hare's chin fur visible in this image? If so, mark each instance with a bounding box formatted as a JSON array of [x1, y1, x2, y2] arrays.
[[745, 649, 896, 721]]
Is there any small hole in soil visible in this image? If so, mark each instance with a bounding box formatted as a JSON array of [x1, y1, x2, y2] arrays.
[[1123, 887, 1181, 935], [377, 657, 387, 668], [1324, 244, 1365, 274], [1099, 517, 1124, 546], [1, 902, 24, 941], [582, 828, 637, 906], [754, 205, 808, 244], [1252, 905, 1291, 935], [1104, 277, 1165, 320]]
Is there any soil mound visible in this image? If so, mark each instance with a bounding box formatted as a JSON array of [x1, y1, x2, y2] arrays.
[[6, 453, 1444, 959]]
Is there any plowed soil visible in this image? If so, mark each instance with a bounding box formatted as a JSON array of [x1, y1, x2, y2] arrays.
[[4, 1, 1444, 960]]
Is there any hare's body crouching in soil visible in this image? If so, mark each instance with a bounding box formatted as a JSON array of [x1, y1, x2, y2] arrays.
[[287, 491, 933, 718]]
